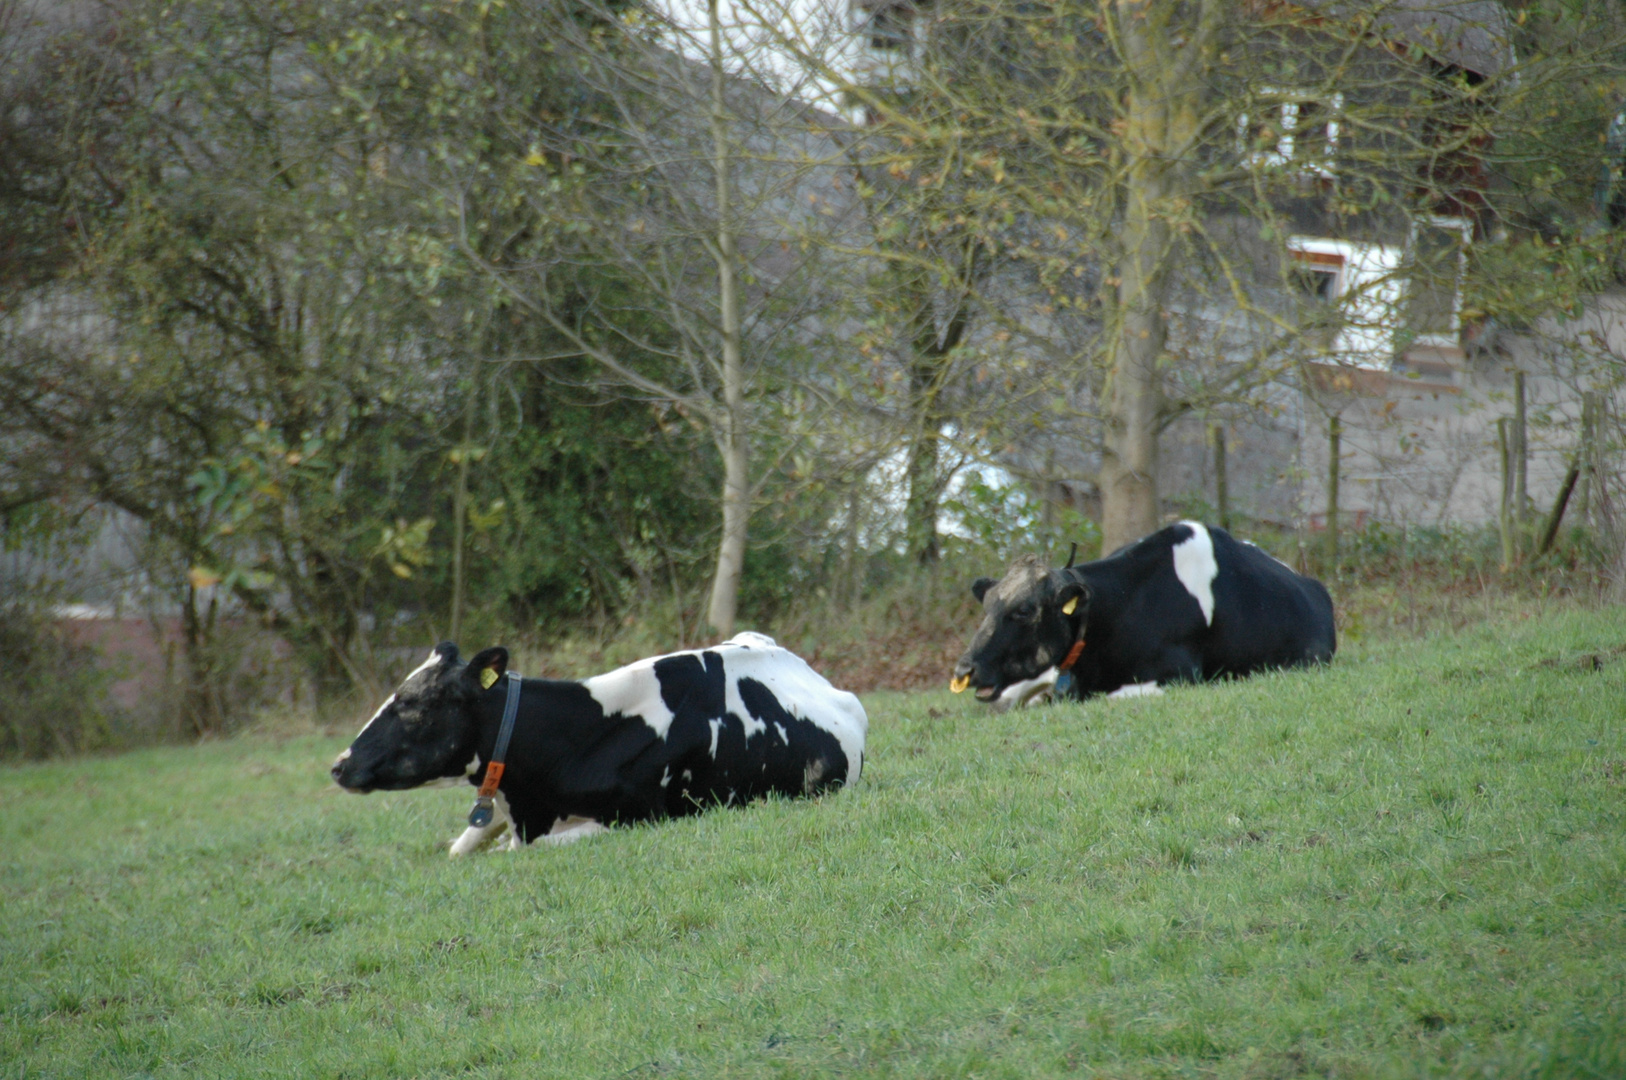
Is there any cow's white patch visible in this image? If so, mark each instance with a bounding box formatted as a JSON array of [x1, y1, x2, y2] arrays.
[[681, 769, 693, 782], [1172, 521, 1218, 626], [660, 766, 672, 789], [541, 816, 607, 846], [582, 634, 868, 785], [449, 792, 512, 856], [993, 667, 1059, 713], [583, 655, 676, 737], [352, 648, 444, 740], [1108, 681, 1164, 699], [354, 693, 396, 738], [708, 718, 722, 758], [774, 722, 788, 743]]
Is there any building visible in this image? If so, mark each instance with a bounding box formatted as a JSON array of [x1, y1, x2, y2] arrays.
[[845, 0, 1620, 539]]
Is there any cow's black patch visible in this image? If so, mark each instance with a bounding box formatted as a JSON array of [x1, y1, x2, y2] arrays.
[[737, 677, 849, 793]]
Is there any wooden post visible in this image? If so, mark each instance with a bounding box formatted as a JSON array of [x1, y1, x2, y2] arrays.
[[1513, 370, 1528, 531], [1212, 423, 1230, 531], [1538, 460, 1581, 557], [1593, 394, 1610, 527], [1577, 393, 1595, 524], [1497, 417, 1514, 571], [1325, 415, 1341, 569]]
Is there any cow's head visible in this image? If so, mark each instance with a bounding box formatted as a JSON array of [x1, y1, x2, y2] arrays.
[[330, 643, 508, 793], [951, 554, 1088, 702]]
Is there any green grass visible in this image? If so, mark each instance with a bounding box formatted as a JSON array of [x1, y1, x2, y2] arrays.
[[3, 607, 1624, 1078]]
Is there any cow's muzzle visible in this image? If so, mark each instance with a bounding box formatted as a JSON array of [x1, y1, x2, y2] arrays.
[[330, 750, 373, 793], [950, 660, 1000, 701]]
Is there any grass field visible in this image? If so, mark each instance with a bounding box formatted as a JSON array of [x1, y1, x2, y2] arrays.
[[3, 605, 1624, 1079]]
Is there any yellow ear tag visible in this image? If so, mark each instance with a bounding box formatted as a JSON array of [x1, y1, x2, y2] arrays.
[[950, 674, 970, 694], [1062, 597, 1078, 615], [479, 668, 499, 690]]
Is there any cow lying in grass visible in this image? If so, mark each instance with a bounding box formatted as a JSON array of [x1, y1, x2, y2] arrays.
[[331, 633, 867, 854], [951, 521, 1335, 709]]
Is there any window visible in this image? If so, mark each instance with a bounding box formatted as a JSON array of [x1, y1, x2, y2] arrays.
[[1289, 248, 1341, 299], [1402, 216, 1472, 349], [864, 5, 910, 51], [1288, 236, 1404, 370], [853, 1, 919, 88], [1242, 91, 1343, 178]]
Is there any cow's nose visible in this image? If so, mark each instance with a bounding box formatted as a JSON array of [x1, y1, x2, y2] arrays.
[[330, 762, 344, 781]]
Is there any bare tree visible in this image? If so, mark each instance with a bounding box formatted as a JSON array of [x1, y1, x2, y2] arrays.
[[450, 0, 865, 637]]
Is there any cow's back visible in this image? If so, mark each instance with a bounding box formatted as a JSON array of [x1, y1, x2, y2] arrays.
[[581, 634, 867, 819], [1204, 530, 1336, 675]]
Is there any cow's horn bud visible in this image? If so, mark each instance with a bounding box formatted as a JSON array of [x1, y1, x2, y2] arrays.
[[950, 674, 970, 694]]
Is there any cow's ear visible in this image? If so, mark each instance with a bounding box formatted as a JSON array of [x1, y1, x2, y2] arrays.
[[971, 577, 997, 604], [1056, 579, 1089, 618], [466, 647, 509, 690]]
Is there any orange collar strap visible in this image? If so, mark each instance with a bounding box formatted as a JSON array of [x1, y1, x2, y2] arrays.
[[1058, 639, 1086, 672]]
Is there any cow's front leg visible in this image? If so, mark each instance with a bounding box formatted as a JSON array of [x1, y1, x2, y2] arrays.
[[449, 793, 514, 856], [993, 667, 1060, 712]]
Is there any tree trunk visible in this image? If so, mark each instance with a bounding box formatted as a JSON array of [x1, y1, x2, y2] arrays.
[[708, 419, 749, 639], [904, 433, 941, 566], [899, 248, 973, 566], [1095, 0, 1219, 554], [180, 581, 222, 738], [704, 0, 747, 639], [1098, 89, 1173, 553], [449, 393, 474, 644], [1212, 423, 1229, 531]]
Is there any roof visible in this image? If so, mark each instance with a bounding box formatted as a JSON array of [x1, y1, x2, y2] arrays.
[[849, 0, 1516, 80], [1361, 0, 1515, 80]]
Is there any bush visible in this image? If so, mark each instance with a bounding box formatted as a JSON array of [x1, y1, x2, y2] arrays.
[[0, 604, 121, 760]]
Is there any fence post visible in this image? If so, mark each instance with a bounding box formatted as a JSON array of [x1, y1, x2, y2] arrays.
[[1513, 370, 1528, 532], [1325, 415, 1341, 569], [1498, 417, 1514, 571], [1593, 394, 1611, 528], [1213, 423, 1230, 531], [1577, 392, 1595, 524]]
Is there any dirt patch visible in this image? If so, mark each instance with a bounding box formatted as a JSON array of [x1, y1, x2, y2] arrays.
[[1535, 644, 1626, 673], [774, 618, 967, 694]]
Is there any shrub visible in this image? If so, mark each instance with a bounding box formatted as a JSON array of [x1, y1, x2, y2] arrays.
[[0, 603, 121, 760]]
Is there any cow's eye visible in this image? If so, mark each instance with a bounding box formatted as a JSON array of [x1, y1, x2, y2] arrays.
[[1012, 603, 1038, 621]]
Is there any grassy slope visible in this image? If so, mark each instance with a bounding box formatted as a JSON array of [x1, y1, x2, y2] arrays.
[[2, 607, 1624, 1079]]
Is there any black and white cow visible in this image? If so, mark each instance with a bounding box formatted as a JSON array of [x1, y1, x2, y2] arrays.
[[951, 521, 1335, 708], [331, 632, 867, 854]]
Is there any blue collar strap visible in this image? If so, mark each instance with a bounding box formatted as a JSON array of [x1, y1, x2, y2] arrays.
[[468, 671, 522, 829]]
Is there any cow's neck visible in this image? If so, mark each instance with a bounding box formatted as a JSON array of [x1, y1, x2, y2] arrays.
[[468, 671, 525, 829]]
